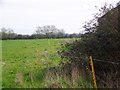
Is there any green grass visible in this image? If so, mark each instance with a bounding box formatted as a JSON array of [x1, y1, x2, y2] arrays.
[[2, 38, 93, 88], [2, 39, 69, 88], [2, 38, 75, 88]]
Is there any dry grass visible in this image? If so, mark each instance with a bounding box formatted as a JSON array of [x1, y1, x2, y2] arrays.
[[15, 71, 24, 87], [96, 70, 120, 88], [44, 61, 93, 88]]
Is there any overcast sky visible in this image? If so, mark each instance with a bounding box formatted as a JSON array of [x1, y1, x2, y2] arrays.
[[0, 0, 119, 35]]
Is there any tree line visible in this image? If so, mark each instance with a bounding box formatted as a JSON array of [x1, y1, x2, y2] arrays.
[[0, 25, 81, 40]]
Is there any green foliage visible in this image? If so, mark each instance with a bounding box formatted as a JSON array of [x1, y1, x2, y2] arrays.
[[59, 4, 120, 88], [60, 4, 120, 62]]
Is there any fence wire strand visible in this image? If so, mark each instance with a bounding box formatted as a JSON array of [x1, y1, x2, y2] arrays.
[[92, 59, 120, 65]]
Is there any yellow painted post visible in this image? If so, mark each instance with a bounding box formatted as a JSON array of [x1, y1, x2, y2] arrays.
[[36, 48, 38, 65], [90, 56, 97, 89]]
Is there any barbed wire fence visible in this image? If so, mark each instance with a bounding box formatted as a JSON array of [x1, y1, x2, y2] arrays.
[[88, 56, 120, 88], [93, 59, 120, 64]]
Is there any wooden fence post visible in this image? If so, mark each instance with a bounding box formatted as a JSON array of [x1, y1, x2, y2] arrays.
[[90, 56, 97, 89], [36, 48, 38, 65]]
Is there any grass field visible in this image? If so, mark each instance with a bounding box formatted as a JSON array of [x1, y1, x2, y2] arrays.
[[2, 38, 75, 88]]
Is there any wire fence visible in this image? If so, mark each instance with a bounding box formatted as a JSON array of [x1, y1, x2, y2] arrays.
[[89, 56, 120, 88], [92, 58, 120, 65]]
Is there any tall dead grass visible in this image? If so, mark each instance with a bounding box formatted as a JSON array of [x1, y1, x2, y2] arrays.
[[15, 71, 24, 87], [45, 60, 93, 88]]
